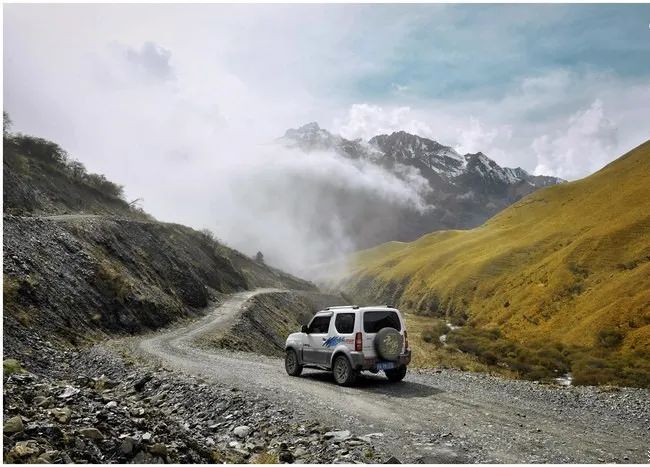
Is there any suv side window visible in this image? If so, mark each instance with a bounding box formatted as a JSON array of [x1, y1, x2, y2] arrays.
[[308, 316, 331, 334], [335, 313, 355, 334]]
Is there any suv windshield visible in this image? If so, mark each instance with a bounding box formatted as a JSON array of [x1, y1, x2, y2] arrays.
[[363, 311, 401, 333]]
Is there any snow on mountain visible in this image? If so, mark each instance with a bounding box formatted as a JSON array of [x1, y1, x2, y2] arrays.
[[280, 122, 563, 188], [276, 122, 565, 248]]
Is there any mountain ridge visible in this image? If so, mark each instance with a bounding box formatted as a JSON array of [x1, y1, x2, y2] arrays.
[[278, 122, 565, 249], [281, 122, 564, 188]]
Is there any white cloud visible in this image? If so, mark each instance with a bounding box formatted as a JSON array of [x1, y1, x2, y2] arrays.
[[216, 144, 432, 273], [332, 70, 648, 177], [334, 103, 434, 141], [455, 117, 513, 157], [3, 4, 648, 276], [532, 100, 618, 179]]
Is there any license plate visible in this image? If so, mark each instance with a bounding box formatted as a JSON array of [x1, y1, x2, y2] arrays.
[[376, 361, 396, 370]]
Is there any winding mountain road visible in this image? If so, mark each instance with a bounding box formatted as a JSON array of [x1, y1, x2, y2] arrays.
[[135, 289, 649, 463]]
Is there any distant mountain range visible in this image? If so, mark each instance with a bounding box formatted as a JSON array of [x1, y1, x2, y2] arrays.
[[279, 122, 564, 248]]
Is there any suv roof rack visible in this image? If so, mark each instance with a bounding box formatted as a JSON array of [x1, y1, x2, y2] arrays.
[[325, 305, 360, 310]]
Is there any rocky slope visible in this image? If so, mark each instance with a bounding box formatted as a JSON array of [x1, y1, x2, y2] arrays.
[[3, 343, 384, 464], [279, 123, 564, 248], [3, 130, 314, 365], [2, 129, 346, 464], [335, 141, 650, 387], [202, 290, 348, 356]]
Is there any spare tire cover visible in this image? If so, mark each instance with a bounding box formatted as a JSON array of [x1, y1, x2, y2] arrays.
[[374, 328, 403, 361]]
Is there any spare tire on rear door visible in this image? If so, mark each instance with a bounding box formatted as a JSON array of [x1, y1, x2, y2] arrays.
[[374, 328, 403, 361]]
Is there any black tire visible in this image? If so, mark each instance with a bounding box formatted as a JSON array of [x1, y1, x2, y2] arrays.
[[374, 328, 403, 361], [332, 355, 358, 386], [385, 365, 407, 382], [285, 349, 303, 377]]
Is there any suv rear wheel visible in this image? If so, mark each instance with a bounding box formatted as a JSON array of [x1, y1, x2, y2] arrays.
[[332, 355, 358, 386], [285, 349, 303, 376], [385, 365, 407, 382]]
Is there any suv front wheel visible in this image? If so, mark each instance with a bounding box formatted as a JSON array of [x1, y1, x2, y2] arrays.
[[385, 365, 407, 382], [285, 349, 303, 376], [332, 355, 358, 386]]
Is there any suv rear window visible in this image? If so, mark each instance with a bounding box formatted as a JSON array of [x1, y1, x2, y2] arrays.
[[308, 316, 331, 334], [363, 311, 401, 333], [335, 313, 355, 334]]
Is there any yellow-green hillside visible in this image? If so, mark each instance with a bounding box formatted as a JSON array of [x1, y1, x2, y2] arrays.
[[340, 141, 650, 386]]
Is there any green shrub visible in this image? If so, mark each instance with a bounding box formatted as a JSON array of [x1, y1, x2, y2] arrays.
[[4, 128, 125, 201], [3, 358, 24, 375], [446, 327, 570, 381], [596, 329, 624, 348], [3, 276, 20, 307], [421, 319, 449, 347], [96, 261, 132, 303]]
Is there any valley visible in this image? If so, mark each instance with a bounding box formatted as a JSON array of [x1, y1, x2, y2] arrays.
[[334, 141, 650, 388], [3, 127, 649, 464]]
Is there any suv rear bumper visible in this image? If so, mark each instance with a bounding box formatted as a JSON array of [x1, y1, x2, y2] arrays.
[[349, 350, 411, 371]]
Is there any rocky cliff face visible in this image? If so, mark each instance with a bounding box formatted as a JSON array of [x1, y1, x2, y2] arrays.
[[279, 123, 564, 246], [204, 290, 348, 356], [2, 131, 314, 359]]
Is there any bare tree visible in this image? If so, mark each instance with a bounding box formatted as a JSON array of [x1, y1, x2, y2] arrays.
[[3, 111, 13, 135]]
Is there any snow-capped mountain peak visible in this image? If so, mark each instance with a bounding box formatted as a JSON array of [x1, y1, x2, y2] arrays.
[[279, 123, 564, 187], [276, 122, 565, 249]]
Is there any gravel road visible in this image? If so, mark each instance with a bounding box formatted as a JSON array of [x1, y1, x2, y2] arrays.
[[136, 289, 650, 463]]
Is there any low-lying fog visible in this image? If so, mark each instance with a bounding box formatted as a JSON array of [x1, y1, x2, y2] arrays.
[[196, 141, 431, 278]]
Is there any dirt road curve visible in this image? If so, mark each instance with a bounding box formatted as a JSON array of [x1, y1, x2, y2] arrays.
[[136, 289, 649, 463]]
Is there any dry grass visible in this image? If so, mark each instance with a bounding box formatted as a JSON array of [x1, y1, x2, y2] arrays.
[[406, 314, 515, 376], [250, 452, 279, 464], [3, 276, 20, 306], [96, 259, 133, 303], [342, 141, 650, 387]]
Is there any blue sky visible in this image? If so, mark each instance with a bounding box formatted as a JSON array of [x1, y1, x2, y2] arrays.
[[344, 5, 650, 101]]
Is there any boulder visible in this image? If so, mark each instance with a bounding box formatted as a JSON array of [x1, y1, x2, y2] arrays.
[[149, 443, 168, 456], [79, 427, 104, 440], [11, 440, 41, 458], [58, 386, 80, 399], [50, 407, 72, 424], [233, 425, 251, 438], [324, 430, 352, 442], [4, 415, 24, 434]]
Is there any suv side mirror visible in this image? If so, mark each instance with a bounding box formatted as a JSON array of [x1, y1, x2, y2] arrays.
[[301, 324, 309, 333]]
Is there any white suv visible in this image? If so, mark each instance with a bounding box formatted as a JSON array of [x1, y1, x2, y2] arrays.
[[284, 305, 411, 386]]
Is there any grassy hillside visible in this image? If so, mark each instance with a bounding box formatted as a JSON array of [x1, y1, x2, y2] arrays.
[[3, 129, 148, 218], [339, 141, 650, 387]]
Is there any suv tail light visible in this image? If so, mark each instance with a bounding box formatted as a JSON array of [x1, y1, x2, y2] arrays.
[[404, 331, 409, 351], [355, 332, 363, 351]]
